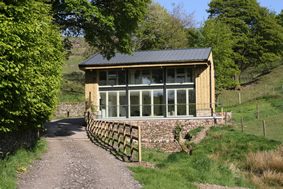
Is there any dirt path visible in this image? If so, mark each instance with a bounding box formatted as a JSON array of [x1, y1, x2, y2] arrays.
[[17, 118, 141, 189]]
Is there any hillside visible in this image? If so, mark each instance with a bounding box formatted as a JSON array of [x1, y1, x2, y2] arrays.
[[59, 38, 88, 102], [217, 65, 283, 142]]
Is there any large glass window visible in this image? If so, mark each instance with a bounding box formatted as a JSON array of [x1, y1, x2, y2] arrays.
[[129, 69, 163, 85], [153, 90, 164, 116], [142, 91, 152, 116], [108, 92, 117, 117], [119, 92, 127, 117], [167, 67, 194, 84], [99, 70, 126, 86], [167, 89, 194, 117], [130, 91, 140, 117]]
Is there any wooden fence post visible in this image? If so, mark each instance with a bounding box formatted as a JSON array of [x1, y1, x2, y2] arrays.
[[221, 107, 224, 124], [225, 112, 227, 125], [257, 104, 259, 120], [239, 93, 241, 104], [138, 126, 142, 162], [263, 120, 266, 137], [241, 117, 244, 132]]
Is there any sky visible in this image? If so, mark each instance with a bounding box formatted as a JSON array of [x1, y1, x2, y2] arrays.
[[154, 0, 283, 26]]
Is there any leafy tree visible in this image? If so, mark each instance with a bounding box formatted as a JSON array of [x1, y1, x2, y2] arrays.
[[0, 0, 65, 132], [276, 10, 283, 27], [134, 2, 195, 50], [207, 0, 283, 86], [197, 19, 239, 89], [49, 0, 150, 59]]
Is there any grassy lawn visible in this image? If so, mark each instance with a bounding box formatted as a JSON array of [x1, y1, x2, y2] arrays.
[[130, 126, 281, 189], [0, 139, 47, 189]]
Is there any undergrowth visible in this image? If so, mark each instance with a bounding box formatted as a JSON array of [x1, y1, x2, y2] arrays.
[[0, 139, 47, 189]]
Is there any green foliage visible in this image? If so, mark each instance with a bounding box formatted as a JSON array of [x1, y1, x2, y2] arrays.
[[197, 19, 239, 89], [134, 2, 194, 50], [276, 10, 283, 27], [0, 139, 47, 189], [185, 126, 204, 140], [51, 0, 150, 59], [207, 0, 283, 83], [0, 1, 65, 132], [174, 125, 183, 142]]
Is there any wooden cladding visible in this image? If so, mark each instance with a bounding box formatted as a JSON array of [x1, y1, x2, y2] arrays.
[[85, 112, 142, 162]]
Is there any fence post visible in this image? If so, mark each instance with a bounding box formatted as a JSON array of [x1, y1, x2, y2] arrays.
[[263, 120, 266, 137], [257, 104, 259, 120], [221, 107, 224, 124], [241, 117, 244, 132], [138, 126, 142, 162], [225, 112, 227, 125], [239, 93, 241, 104]]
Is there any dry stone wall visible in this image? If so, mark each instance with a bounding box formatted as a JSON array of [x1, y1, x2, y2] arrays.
[[122, 118, 224, 152], [55, 102, 85, 118]]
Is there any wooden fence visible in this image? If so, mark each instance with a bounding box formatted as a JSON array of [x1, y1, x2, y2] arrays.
[[85, 112, 142, 162]]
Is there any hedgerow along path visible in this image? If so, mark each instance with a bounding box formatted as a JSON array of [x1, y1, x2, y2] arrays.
[[17, 118, 141, 189]]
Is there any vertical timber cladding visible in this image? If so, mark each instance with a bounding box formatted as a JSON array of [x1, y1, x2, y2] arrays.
[[85, 70, 99, 111], [195, 52, 215, 116]]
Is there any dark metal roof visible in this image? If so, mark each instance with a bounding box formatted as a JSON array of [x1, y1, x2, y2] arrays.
[[79, 47, 212, 67]]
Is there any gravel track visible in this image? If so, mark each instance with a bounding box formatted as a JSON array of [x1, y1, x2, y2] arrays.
[[17, 118, 141, 189]]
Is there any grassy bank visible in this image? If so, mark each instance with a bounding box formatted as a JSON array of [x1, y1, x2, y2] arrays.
[[216, 65, 283, 142], [0, 139, 47, 189], [129, 126, 281, 189]]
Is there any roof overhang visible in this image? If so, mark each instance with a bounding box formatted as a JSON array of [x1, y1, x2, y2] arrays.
[[79, 60, 209, 71]]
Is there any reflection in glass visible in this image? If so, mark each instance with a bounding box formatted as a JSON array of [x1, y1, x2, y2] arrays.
[[167, 69, 175, 83], [154, 90, 164, 116], [177, 90, 186, 115], [142, 91, 151, 116], [152, 69, 163, 84], [189, 90, 196, 116], [99, 71, 106, 85], [108, 92, 117, 117], [167, 90, 175, 116], [186, 68, 193, 82], [100, 92, 106, 118], [119, 92, 126, 117], [142, 70, 151, 84], [108, 71, 117, 85], [130, 91, 140, 116], [118, 71, 126, 85]]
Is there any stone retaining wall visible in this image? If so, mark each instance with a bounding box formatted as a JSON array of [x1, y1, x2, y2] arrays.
[[0, 129, 38, 157], [55, 102, 85, 118], [122, 117, 225, 152]]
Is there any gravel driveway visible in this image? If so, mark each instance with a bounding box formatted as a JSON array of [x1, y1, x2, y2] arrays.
[[17, 118, 141, 189]]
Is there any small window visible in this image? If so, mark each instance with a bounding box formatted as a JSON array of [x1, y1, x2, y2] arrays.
[[108, 71, 117, 85], [167, 69, 175, 83], [186, 68, 193, 82], [118, 71, 126, 85], [152, 69, 163, 84]]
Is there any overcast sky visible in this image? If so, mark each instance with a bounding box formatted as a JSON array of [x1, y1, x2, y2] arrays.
[[154, 0, 283, 26]]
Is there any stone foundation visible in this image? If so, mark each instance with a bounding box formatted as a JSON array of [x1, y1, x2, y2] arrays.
[[0, 129, 38, 157], [55, 102, 85, 118]]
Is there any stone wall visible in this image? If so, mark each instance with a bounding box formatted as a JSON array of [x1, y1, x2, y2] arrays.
[[55, 102, 85, 118], [0, 129, 38, 157], [122, 118, 223, 152]]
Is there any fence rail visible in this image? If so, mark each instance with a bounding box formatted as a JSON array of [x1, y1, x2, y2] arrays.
[[85, 112, 142, 162]]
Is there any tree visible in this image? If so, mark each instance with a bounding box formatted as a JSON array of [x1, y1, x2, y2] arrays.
[[49, 0, 150, 59], [197, 19, 239, 89], [0, 0, 65, 132], [276, 10, 283, 27], [207, 0, 283, 85], [134, 2, 195, 50]]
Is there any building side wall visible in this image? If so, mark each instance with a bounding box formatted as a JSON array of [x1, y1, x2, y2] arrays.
[[209, 52, 216, 111], [85, 70, 99, 111]]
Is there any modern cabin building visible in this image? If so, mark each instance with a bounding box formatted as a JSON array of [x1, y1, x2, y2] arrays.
[[79, 47, 215, 119]]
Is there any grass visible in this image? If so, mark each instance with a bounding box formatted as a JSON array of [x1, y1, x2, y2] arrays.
[[129, 126, 281, 188], [0, 139, 47, 189], [216, 65, 283, 142], [59, 37, 88, 102]]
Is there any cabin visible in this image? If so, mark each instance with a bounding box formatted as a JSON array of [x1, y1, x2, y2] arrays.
[[79, 47, 215, 119]]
